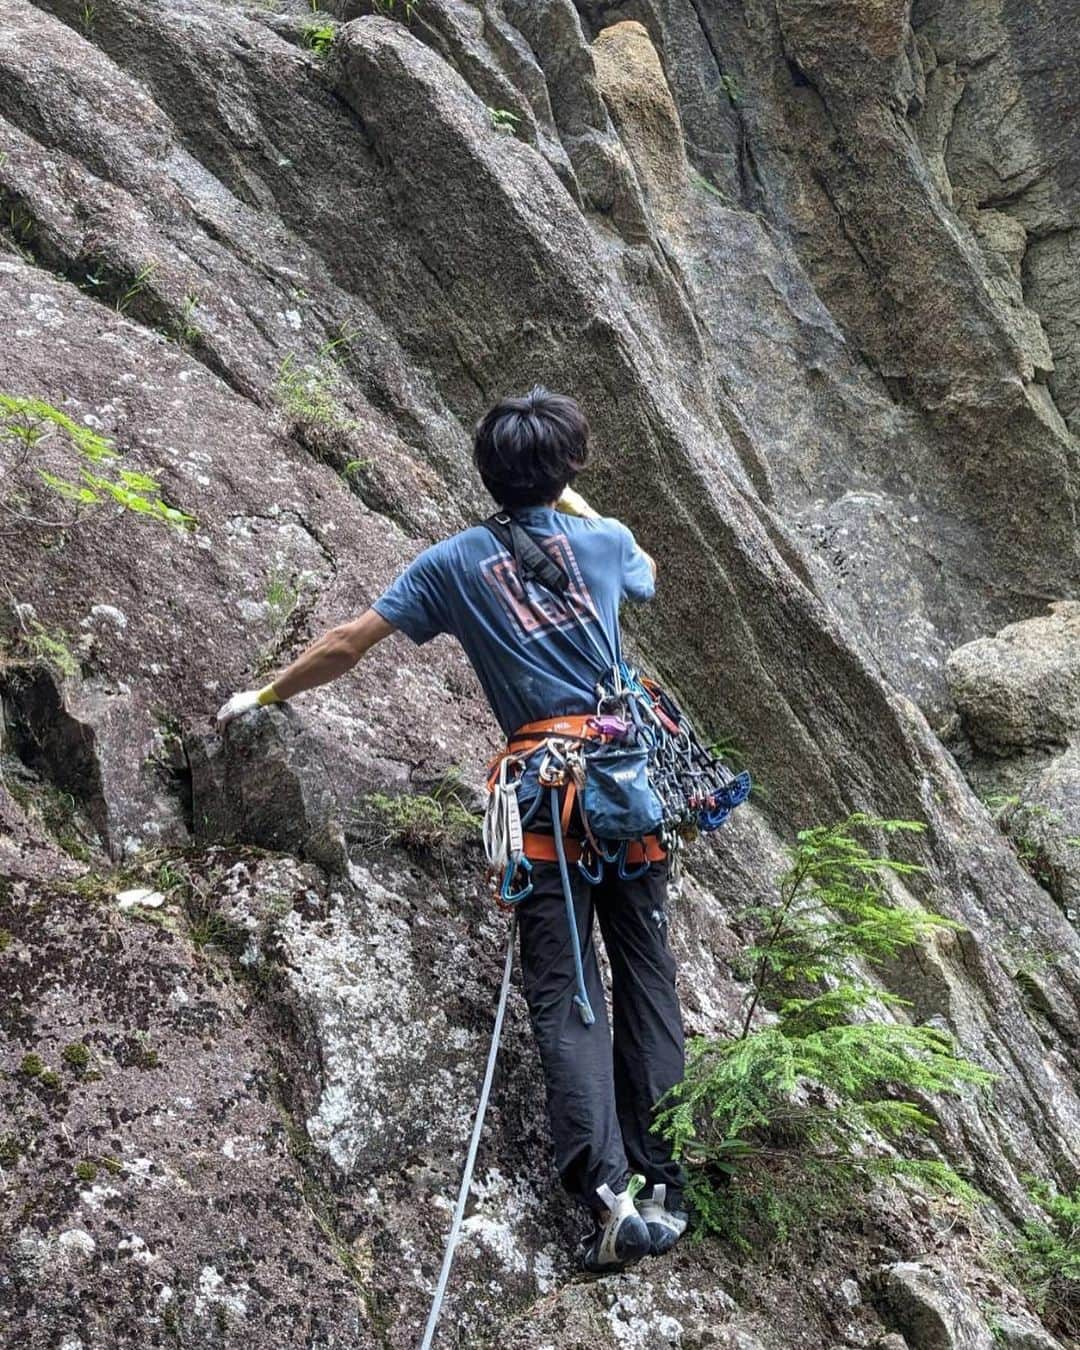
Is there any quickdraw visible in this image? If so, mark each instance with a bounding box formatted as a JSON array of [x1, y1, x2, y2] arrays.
[[482, 754, 534, 907], [631, 671, 753, 839]]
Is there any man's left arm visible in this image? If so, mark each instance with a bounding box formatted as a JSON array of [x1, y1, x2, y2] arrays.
[[216, 608, 396, 727]]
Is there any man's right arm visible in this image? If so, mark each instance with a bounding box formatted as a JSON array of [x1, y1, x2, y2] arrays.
[[216, 608, 395, 727], [216, 540, 450, 728], [268, 608, 396, 700]]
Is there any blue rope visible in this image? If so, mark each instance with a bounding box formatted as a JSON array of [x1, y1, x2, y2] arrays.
[[551, 786, 595, 1027]]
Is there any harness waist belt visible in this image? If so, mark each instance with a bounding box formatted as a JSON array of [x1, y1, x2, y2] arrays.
[[521, 831, 666, 865], [491, 714, 668, 863], [487, 713, 603, 788], [509, 713, 597, 744]]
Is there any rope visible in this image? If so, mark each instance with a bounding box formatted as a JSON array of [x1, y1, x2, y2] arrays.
[[551, 786, 595, 1027], [419, 914, 518, 1350]]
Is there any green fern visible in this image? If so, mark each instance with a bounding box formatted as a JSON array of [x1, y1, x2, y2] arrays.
[[273, 343, 358, 433], [1008, 1177, 1080, 1339], [655, 813, 996, 1248]]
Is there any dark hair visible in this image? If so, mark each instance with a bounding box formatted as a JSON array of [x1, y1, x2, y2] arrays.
[[473, 385, 589, 509]]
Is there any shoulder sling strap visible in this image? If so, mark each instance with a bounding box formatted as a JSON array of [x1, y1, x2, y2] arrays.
[[483, 512, 619, 681]]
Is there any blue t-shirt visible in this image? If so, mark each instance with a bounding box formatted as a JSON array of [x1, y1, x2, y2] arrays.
[[372, 505, 655, 736]]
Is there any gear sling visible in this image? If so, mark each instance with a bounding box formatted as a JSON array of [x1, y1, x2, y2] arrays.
[[482, 511, 669, 1026]]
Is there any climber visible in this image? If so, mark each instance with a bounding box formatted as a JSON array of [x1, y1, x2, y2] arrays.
[[216, 386, 689, 1272]]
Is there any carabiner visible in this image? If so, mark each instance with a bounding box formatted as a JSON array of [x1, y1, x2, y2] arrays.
[[616, 839, 651, 882], [577, 846, 604, 885], [499, 854, 534, 904]]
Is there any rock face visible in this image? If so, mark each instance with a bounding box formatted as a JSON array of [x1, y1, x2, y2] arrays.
[[945, 603, 1080, 929], [947, 603, 1080, 757], [1, 1, 1079, 1347]]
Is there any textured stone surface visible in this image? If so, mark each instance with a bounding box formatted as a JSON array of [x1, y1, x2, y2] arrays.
[[873, 1260, 996, 1349], [946, 602, 1080, 755], [992, 1313, 1066, 1350], [2, 0, 1080, 1346], [1000, 745, 1080, 924]]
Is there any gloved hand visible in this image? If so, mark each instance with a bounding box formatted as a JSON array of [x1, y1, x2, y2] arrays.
[[216, 684, 281, 728], [555, 485, 599, 519]]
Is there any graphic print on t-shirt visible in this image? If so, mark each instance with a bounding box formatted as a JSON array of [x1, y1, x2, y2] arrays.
[[480, 532, 597, 644]]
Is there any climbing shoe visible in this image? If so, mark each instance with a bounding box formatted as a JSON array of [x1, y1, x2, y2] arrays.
[[635, 1184, 688, 1256], [579, 1182, 652, 1273]]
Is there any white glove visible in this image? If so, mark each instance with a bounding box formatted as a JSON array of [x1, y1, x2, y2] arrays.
[[216, 685, 280, 728], [555, 485, 599, 519]]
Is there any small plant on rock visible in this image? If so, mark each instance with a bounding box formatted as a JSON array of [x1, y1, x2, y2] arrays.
[[274, 352, 353, 431], [0, 393, 195, 533], [265, 567, 300, 632], [3, 202, 37, 262], [487, 107, 520, 134], [690, 169, 726, 202], [341, 458, 371, 483], [302, 20, 335, 55], [61, 1042, 91, 1071], [114, 261, 158, 316], [719, 72, 741, 104], [174, 293, 203, 348], [373, 0, 418, 20], [1002, 1176, 1080, 1341], [18, 1052, 44, 1078], [356, 770, 481, 854], [22, 620, 79, 679], [981, 792, 1079, 901], [654, 812, 996, 1249]]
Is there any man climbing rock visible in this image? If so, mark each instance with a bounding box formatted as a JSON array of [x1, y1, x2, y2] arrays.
[[217, 386, 688, 1272]]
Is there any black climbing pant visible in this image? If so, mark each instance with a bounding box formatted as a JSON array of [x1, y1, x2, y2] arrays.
[[515, 846, 687, 1215]]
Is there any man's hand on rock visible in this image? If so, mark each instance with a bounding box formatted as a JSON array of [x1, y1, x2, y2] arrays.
[[216, 684, 281, 728]]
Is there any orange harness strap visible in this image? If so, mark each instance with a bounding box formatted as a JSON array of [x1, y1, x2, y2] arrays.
[[521, 831, 666, 865], [486, 713, 600, 789], [560, 778, 577, 837], [508, 713, 597, 744]]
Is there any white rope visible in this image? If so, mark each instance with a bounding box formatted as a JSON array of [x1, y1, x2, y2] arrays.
[[418, 915, 517, 1350]]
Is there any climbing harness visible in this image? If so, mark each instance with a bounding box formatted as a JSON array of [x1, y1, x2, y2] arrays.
[[419, 914, 517, 1350], [482, 513, 751, 850]]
